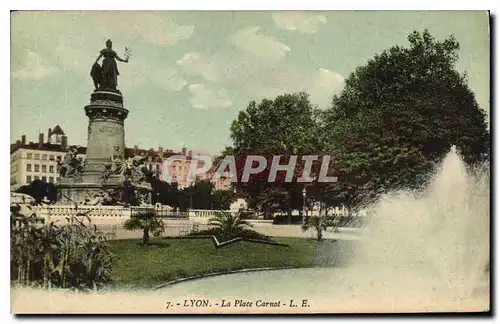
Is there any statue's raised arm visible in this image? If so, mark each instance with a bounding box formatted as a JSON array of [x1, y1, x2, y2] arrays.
[[90, 39, 130, 91]]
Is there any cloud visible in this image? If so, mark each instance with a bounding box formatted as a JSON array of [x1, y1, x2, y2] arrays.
[[229, 26, 291, 61], [188, 84, 232, 110], [308, 68, 345, 106], [11, 51, 58, 80], [272, 12, 327, 34], [243, 67, 345, 108], [177, 53, 218, 81]]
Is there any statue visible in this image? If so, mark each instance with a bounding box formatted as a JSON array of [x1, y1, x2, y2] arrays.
[[102, 154, 127, 181], [58, 147, 83, 179], [102, 152, 149, 183], [91, 39, 130, 90], [128, 155, 150, 184]]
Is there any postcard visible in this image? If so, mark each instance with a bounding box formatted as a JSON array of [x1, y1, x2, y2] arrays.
[[10, 10, 490, 314]]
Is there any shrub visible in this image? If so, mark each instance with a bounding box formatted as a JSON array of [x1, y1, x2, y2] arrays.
[[123, 212, 165, 245], [301, 216, 329, 241], [10, 206, 115, 290], [188, 211, 271, 241]]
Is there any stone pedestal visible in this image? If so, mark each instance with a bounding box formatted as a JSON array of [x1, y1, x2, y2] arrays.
[[83, 90, 128, 184], [57, 89, 152, 205]]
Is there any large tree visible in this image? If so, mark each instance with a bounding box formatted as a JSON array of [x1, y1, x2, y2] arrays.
[[226, 92, 326, 218], [322, 30, 489, 207]]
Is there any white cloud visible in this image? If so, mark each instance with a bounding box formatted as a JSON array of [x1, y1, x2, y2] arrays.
[[11, 51, 58, 80], [188, 84, 232, 110], [229, 26, 291, 61], [177, 53, 218, 81], [308, 68, 345, 106], [243, 67, 345, 108], [272, 12, 327, 34]]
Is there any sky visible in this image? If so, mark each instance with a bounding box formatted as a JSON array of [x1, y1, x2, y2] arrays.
[[10, 11, 490, 155]]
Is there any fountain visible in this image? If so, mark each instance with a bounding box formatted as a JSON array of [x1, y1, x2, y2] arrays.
[[354, 145, 490, 305]]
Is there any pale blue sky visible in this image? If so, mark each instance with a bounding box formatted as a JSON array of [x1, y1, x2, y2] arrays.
[[11, 11, 489, 154]]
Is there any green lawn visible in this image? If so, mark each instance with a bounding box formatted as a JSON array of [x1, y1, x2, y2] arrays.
[[108, 237, 327, 289]]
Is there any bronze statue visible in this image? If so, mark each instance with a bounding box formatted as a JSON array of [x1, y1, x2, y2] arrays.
[[91, 39, 130, 90]]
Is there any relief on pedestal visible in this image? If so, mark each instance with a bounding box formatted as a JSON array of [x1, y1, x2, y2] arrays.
[[84, 188, 124, 206], [97, 153, 152, 206], [58, 147, 84, 179]]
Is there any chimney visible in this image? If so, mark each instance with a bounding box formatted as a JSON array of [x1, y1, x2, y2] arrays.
[[61, 135, 68, 148], [21, 135, 26, 144], [39, 133, 44, 144], [158, 146, 164, 154], [48, 128, 52, 138], [188, 150, 192, 158], [182, 146, 187, 156], [16, 140, 21, 145], [134, 145, 138, 152]]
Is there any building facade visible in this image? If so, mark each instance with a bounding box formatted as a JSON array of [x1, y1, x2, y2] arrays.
[[11, 126, 231, 191], [10, 126, 69, 185]]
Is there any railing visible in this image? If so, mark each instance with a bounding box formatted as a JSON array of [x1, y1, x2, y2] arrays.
[[187, 209, 230, 219], [33, 205, 132, 220]]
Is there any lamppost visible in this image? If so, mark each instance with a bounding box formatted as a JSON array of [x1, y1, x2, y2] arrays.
[[302, 186, 307, 224]]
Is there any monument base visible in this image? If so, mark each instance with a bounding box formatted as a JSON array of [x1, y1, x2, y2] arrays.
[[57, 181, 153, 206]]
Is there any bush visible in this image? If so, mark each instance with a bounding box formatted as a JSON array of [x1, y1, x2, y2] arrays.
[[123, 212, 165, 246], [11, 207, 115, 290]]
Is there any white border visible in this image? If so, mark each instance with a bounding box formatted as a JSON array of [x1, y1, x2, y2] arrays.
[[2, 2, 498, 324]]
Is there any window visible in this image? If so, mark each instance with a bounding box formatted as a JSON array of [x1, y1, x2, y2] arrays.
[[42, 154, 47, 160], [49, 155, 55, 161], [149, 164, 153, 171], [49, 165, 54, 173], [42, 165, 47, 173], [34, 164, 40, 172], [34, 153, 40, 160], [56, 155, 62, 161], [49, 176, 54, 183], [26, 153, 32, 159], [26, 176, 32, 183], [42, 176, 47, 182], [26, 164, 32, 172], [34, 176, 39, 180]]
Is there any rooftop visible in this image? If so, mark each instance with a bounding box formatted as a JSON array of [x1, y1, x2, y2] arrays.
[[51, 125, 65, 136], [10, 142, 68, 154]]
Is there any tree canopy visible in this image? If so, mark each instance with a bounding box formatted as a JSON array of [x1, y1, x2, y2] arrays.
[[225, 92, 328, 217], [321, 29, 489, 206]]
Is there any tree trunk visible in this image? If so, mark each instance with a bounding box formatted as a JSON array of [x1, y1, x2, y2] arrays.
[[287, 190, 292, 224], [143, 228, 150, 245], [317, 227, 323, 241]]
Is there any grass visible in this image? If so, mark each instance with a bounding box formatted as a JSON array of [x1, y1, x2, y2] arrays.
[[108, 237, 331, 289]]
